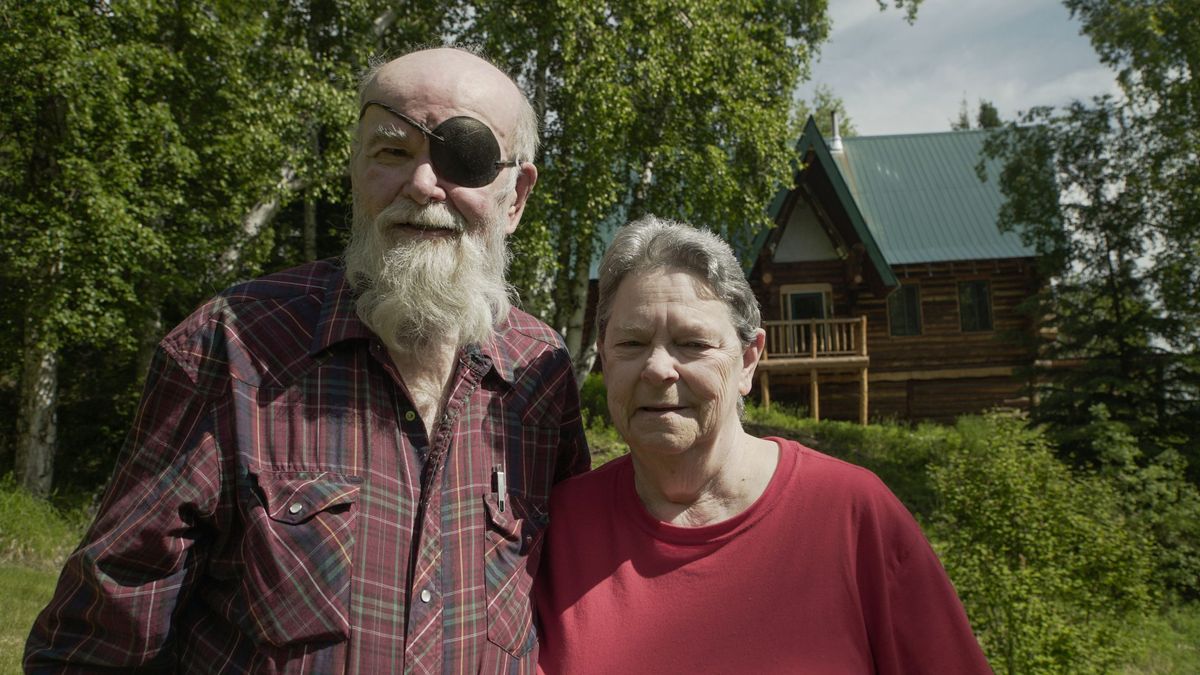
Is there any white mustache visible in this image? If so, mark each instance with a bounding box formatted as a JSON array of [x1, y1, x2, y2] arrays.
[[375, 200, 466, 234]]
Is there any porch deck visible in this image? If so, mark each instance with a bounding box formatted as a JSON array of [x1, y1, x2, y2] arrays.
[[757, 316, 870, 424]]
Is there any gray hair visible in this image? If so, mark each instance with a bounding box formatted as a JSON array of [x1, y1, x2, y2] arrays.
[[355, 45, 540, 165], [596, 215, 761, 347]]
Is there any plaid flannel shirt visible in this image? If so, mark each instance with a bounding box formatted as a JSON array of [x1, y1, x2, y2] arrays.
[[25, 259, 590, 674]]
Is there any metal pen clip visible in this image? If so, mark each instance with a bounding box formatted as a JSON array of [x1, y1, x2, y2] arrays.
[[494, 465, 506, 513]]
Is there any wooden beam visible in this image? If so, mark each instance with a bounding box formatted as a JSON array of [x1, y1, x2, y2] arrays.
[[810, 369, 820, 421], [859, 315, 868, 357], [756, 355, 871, 372], [760, 371, 771, 411], [859, 366, 869, 425], [867, 365, 1018, 382]]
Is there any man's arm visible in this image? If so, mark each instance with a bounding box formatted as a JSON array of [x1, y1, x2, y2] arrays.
[[25, 347, 222, 672], [553, 360, 591, 483]]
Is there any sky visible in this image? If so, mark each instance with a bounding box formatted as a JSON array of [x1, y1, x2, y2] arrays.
[[796, 0, 1122, 136]]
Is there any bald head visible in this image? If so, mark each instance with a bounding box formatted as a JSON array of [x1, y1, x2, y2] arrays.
[[356, 47, 538, 164]]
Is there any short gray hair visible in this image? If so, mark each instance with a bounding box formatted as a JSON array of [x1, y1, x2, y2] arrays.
[[354, 45, 540, 165], [596, 215, 761, 346]]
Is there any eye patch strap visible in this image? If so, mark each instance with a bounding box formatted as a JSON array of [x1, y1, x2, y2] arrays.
[[359, 100, 444, 142]]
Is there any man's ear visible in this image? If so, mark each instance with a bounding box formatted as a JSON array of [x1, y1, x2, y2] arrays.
[[504, 162, 538, 235]]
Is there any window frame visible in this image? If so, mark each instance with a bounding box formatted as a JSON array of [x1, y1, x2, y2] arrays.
[[957, 279, 994, 333], [887, 283, 923, 337], [779, 283, 834, 320]]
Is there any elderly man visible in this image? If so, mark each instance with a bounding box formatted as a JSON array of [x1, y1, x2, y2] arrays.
[[26, 47, 589, 673]]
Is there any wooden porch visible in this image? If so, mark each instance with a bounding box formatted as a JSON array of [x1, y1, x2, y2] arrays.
[[757, 316, 870, 424]]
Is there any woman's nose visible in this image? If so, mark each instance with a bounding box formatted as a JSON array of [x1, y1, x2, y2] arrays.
[[641, 346, 680, 384]]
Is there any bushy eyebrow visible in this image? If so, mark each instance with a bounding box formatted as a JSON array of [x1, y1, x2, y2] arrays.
[[367, 124, 411, 144]]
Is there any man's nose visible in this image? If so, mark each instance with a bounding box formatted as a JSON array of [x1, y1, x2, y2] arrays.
[[401, 156, 446, 205]]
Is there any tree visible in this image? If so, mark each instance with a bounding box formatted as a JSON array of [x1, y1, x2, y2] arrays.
[[797, 84, 858, 139], [3, 1, 928, 494], [465, 0, 921, 381], [1, 1, 429, 495], [951, 97, 1001, 130], [980, 0, 1200, 476], [976, 99, 1001, 128]]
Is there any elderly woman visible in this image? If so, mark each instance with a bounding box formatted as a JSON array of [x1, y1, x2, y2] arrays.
[[535, 217, 990, 673]]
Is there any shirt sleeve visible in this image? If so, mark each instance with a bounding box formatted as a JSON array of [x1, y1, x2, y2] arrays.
[[857, 485, 993, 675], [552, 360, 591, 484], [25, 345, 224, 672]]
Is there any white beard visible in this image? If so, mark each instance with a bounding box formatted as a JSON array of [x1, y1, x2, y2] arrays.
[[343, 197, 514, 355]]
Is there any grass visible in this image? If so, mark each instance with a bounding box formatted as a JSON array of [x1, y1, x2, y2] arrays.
[[0, 564, 59, 672], [0, 475, 88, 571], [1121, 602, 1200, 674]]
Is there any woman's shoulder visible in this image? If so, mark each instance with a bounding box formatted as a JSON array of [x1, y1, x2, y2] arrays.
[[766, 436, 906, 510], [550, 454, 631, 506]]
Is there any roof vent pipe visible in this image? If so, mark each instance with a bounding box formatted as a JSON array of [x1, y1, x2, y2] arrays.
[[830, 111, 844, 153]]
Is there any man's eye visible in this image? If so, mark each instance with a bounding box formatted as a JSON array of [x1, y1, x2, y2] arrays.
[[377, 147, 410, 159], [681, 341, 712, 349]]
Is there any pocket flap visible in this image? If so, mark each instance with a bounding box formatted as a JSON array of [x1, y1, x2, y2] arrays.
[[253, 472, 362, 525]]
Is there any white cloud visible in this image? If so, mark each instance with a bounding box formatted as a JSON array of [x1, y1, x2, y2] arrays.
[[801, 0, 1120, 135]]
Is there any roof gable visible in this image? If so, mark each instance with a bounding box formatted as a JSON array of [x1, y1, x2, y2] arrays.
[[834, 128, 1034, 264], [761, 118, 1035, 281]]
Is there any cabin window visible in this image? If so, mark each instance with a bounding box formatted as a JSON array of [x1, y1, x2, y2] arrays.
[[888, 284, 922, 336], [781, 284, 832, 320], [959, 280, 994, 332]]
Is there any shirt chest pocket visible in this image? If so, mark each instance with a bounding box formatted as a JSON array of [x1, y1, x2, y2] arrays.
[[482, 490, 549, 658], [240, 471, 362, 647]]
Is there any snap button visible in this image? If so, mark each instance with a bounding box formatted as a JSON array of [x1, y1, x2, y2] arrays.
[[420, 589, 432, 603], [404, 410, 417, 422], [288, 502, 303, 515]]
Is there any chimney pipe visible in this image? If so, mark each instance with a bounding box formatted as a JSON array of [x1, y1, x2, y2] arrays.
[[830, 111, 844, 153]]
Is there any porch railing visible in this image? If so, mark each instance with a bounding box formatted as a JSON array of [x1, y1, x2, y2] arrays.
[[762, 316, 868, 360]]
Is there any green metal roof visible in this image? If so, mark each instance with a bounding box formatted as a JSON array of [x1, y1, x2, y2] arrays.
[[833, 130, 1034, 264]]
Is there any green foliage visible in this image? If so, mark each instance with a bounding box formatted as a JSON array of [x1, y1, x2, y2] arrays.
[[578, 372, 610, 427], [796, 84, 858, 138], [931, 413, 1154, 674], [1084, 404, 1200, 599], [980, 0, 1200, 476], [0, 475, 87, 570], [0, 0, 433, 489], [578, 373, 629, 468], [745, 404, 953, 518], [464, 0, 921, 365], [1120, 602, 1200, 675]]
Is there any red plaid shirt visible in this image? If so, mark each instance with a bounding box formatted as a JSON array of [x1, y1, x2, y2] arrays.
[[26, 260, 589, 674]]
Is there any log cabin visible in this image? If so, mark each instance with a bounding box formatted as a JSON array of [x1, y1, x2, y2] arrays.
[[748, 116, 1039, 424]]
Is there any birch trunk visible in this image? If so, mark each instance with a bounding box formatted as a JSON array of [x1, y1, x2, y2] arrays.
[[16, 326, 58, 497]]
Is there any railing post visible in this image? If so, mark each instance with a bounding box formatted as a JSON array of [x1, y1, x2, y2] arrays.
[[859, 315, 868, 356]]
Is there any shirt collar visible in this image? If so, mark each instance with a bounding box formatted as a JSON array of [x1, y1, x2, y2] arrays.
[[310, 264, 374, 355]]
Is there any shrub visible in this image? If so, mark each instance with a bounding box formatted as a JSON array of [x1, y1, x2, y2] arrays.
[[930, 413, 1154, 674], [744, 405, 953, 519], [1083, 404, 1200, 600], [578, 372, 610, 427], [577, 374, 629, 468], [0, 475, 88, 570]]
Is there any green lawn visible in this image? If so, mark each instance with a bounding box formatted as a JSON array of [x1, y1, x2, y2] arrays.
[[0, 563, 58, 673], [1121, 602, 1200, 674]]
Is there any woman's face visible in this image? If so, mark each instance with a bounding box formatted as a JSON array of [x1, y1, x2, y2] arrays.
[[601, 269, 762, 458]]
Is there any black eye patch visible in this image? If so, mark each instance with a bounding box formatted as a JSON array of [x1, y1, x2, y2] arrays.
[[360, 100, 518, 188]]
